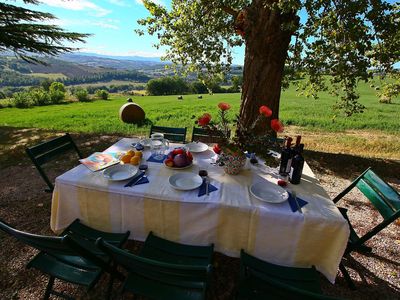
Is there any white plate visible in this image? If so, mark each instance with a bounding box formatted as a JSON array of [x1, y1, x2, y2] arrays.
[[103, 164, 138, 181], [249, 181, 289, 203], [169, 173, 203, 191], [186, 142, 209, 153], [164, 161, 193, 170]]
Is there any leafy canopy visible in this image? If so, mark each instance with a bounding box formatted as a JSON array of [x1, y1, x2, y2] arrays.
[[0, 0, 89, 63], [138, 0, 399, 115]]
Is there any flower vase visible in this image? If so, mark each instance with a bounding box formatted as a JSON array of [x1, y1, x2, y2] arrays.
[[221, 152, 246, 175]]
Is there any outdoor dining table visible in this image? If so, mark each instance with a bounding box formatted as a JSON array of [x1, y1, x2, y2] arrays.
[[51, 138, 350, 283]]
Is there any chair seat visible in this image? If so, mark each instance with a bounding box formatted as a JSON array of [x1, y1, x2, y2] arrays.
[[28, 252, 102, 287], [123, 271, 205, 300], [140, 232, 213, 267]]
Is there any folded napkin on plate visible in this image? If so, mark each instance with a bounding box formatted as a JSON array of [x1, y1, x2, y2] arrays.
[[287, 192, 308, 212], [147, 154, 167, 163], [198, 181, 218, 197]]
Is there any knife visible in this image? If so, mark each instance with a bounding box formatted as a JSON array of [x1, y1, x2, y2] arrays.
[[124, 172, 144, 187], [205, 177, 210, 195], [292, 190, 303, 214]]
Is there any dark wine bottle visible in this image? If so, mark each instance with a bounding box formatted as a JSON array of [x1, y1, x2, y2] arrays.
[[293, 135, 302, 154], [279, 137, 293, 175], [290, 144, 304, 184]]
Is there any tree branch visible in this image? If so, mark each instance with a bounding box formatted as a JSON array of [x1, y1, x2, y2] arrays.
[[221, 6, 238, 17]]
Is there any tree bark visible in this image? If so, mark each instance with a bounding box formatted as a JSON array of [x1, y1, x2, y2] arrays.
[[238, 3, 296, 134]]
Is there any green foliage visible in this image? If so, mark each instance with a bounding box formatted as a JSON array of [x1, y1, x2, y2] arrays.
[[12, 91, 33, 108], [74, 88, 90, 102], [30, 87, 51, 106], [378, 73, 400, 104], [95, 89, 109, 100], [138, 0, 399, 116], [47, 82, 65, 104], [0, 0, 89, 63], [146, 77, 190, 95]]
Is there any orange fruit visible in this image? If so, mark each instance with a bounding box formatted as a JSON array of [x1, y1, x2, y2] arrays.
[[126, 149, 135, 156], [121, 154, 132, 164], [134, 151, 143, 158], [130, 156, 140, 165]]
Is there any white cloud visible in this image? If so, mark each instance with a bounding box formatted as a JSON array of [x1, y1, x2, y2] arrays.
[[40, 0, 111, 17], [43, 18, 120, 30], [108, 0, 131, 7], [135, 0, 165, 6], [80, 48, 164, 58]]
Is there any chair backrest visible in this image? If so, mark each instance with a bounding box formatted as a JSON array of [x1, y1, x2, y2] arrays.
[[25, 133, 82, 191], [356, 168, 400, 220], [0, 218, 75, 257], [239, 250, 322, 294], [0, 219, 110, 271], [149, 125, 187, 143], [97, 238, 211, 291], [191, 127, 230, 144]]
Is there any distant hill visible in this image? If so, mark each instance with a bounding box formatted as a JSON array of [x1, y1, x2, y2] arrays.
[[58, 53, 167, 70]]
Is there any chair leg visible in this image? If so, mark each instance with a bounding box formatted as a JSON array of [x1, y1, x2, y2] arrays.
[[356, 244, 372, 254], [339, 262, 356, 290], [43, 276, 55, 300], [106, 275, 114, 300]]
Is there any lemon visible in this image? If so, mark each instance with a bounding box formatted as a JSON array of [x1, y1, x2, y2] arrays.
[[134, 151, 143, 158], [121, 154, 132, 164], [130, 156, 141, 165]]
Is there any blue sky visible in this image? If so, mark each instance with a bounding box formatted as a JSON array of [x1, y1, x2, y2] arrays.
[[18, 0, 398, 66], [18, 0, 246, 64]]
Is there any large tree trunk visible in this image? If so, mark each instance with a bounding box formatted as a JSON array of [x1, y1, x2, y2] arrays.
[[238, 3, 296, 134]]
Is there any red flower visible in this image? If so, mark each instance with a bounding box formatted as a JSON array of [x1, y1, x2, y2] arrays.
[[198, 113, 211, 126], [213, 144, 221, 154], [218, 102, 231, 111], [271, 119, 284, 133], [259, 105, 272, 117]]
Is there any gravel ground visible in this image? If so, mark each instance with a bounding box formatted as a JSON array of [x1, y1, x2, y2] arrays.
[[0, 130, 399, 299]]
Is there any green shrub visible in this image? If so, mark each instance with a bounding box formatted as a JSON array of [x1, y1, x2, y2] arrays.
[[30, 88, 51, 106], [12, 92, 33, 108], [49, 82, 66, 104], [75, 88, 90, 102], [95, 89, 109, 100]]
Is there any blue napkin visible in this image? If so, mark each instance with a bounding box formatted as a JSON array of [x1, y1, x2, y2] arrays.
[[135, 176, 149, 185], [147, 154, 167, 163], [198, 181, 218, 197], [287, 192, 308, 212]]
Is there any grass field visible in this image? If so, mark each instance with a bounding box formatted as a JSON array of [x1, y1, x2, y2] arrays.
[[28, 72, 67, 79], [0, 82, 399, 159]]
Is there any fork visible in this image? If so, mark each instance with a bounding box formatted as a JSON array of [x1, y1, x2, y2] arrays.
[[292, 190, 303, 214], [205, 176, 210, 195]]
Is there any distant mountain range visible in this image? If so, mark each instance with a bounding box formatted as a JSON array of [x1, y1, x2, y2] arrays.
[[58, 53, 168, 70]]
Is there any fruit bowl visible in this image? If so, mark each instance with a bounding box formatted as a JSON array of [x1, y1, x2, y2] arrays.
[[164, 147, 193, 169]]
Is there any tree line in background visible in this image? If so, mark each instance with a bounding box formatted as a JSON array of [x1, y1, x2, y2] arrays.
[[3, 80, 110, 108], [146, 76, 243, 95], [0, 69, 149, 88]]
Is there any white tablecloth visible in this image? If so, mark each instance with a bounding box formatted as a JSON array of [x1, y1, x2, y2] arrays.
[[51, 138, 349, 283]]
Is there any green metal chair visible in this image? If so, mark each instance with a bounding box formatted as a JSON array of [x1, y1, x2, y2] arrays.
[[150, 125, 187, 143], [236, 250, 342, 300], [26, 133, 83, 192], [191, 127, 230, 144], [333, 167, 400, 289], [0, 218, 129, 299], [96, 232, 214, 300]]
